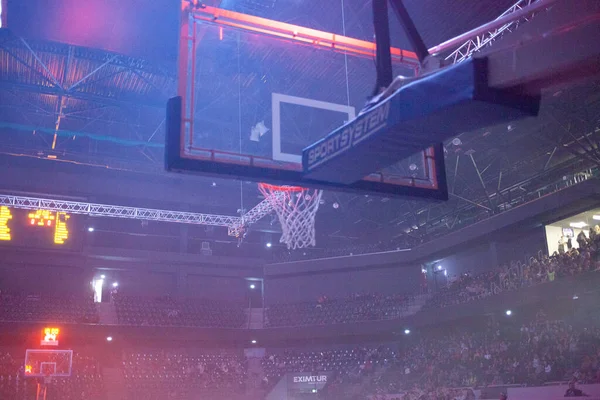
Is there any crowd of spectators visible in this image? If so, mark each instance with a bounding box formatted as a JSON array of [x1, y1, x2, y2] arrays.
[[259, 308, 600, 399], [123, 350, 247, 400], [0, 294, 98, 324], [423, 228, 600, 310], [266, 293, 417, 327], [115, 295, 246, 328]]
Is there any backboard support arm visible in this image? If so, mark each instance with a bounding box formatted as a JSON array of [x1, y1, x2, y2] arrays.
[[372, 0, 430, 94]]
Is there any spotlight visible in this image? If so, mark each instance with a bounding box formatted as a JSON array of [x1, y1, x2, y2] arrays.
[[100, 275, 105, 279], [211, 182, 217, 187], [251, 339, 257, 344], [333, 202, 339, 209], [404, 329, 410, 335], [266, 242, 272, 248], [106, 336, 113, 342], [505, 310, 512, 316], [112, 282, 119, 288], [437, 265, 443, 271], [249, 284, 256, 290], [88, 227, 95, 232], [573, 295, 579, 300]]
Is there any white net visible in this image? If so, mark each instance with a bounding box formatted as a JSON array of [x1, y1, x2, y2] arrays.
[[258, 183, 323, 250]]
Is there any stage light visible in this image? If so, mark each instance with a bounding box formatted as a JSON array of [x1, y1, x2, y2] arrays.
[[250, 284, 256, 289], [266, 242, 272, 248], [505, 310, 512, 316], [106, 336, 113, 342], [112, 282, 119, 288], [88, 227, 95, 232], [437, 265, 443, 271], [251, 339, 257, 344], [404, 329, 410, 335], [100, 275, 105, 279], [573, 295, 579, 300]]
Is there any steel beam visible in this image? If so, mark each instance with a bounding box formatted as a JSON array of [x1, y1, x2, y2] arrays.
[[442, 0, 536, 64], [0, 194, 282, 237]]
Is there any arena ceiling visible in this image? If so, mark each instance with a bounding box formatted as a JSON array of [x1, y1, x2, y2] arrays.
[[0, 0, 598, 257]]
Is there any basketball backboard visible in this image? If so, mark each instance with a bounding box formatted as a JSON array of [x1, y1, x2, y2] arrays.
[[165, 4, 448, 200], [24, 349, 73, 378]]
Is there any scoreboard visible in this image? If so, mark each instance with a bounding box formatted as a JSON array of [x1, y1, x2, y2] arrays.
[[0, 206, 77, 248]]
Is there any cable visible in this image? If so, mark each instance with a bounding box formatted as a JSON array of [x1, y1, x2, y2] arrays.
[[237, 33, 245, 226], [341, 0, 351, 106]]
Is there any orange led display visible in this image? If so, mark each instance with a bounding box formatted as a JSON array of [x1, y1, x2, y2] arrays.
[[41, 327, 60, 346], [54, 212, 70, 244], [28, 209, 56, 227], [0, 206, 12, 241]]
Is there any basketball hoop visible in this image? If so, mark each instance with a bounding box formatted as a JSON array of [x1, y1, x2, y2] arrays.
[[258, 183, 323, 250]]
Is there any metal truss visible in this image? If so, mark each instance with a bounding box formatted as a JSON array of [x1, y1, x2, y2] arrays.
[[440, 0, 544, 64], [228, 194, 284, 237], [0, 194, 241, 228], [0, 194, 281, 236], [0, 33, 174, 108]]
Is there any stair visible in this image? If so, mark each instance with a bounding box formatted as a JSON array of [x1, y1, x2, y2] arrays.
[[102, 367, 127, 400], [247, 308, 264, 329], [96, 302, 118, 325], [245, 350, 266, 400]]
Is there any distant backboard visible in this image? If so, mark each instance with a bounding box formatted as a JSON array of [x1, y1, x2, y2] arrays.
[[166, 4, 448, 200], [24, 349, 73, 378]]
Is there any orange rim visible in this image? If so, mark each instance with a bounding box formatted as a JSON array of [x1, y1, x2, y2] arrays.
[[258, 183, 306, 192]]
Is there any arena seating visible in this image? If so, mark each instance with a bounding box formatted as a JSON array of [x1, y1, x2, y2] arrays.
[[259, 309, 600, 399], [265, 293, 416, 327], [122, 350, 247, 400], [0, 294, 98, 324], [364, 317, 600, 398], [114, 296, 246, 328], [424, 235, 600, 309]]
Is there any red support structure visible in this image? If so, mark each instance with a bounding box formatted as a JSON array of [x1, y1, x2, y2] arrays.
[[183, 2, 419, 66]]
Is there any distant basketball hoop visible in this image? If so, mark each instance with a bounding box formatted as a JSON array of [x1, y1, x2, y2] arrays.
[[258, 183, 322, 250]]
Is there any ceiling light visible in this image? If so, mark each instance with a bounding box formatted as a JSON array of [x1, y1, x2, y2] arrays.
[[87, 227, 94, 232], [266, 242, 272, 248], [505, 310, 512, 316], [570, 222, 588, 229], [404, 329, 410, 335]]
